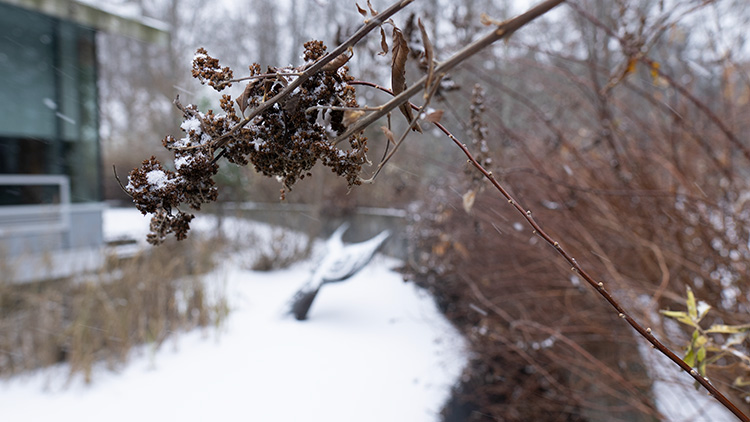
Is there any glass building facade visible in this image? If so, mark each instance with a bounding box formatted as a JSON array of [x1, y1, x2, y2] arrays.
[[0, 2, 101, 206]]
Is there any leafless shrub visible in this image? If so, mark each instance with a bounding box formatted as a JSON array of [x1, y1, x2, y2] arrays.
[[238, 228, 312, 272], [407, 1, 750, 418]]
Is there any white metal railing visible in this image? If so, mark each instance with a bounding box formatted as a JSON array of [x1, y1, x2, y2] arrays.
[[0, 174, 71, 236]]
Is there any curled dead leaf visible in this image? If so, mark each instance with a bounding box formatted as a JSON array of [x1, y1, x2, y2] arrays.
[[391, 27, 408, 95], [424, 109, 443, 124], [433, 240, 449, 257], [343, 109, 365, 128], [378, 27, 388, 56], [380, 126, 396, 145], [236, 80, 256, 115], [417, 18, 435, 96], [322, 47, 353, 73], [480, 13, 503, 26], [391, 27, 422, 132], [356, 3, 367, 17], [463, 189, 477, 213], [452, 241, 471, 260]]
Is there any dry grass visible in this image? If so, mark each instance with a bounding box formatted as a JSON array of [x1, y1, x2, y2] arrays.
[[238, 228, 312, 272], [0, 235, 229, 382]]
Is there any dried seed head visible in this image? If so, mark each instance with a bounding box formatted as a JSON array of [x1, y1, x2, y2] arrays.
[[129, 41, 368, 244]]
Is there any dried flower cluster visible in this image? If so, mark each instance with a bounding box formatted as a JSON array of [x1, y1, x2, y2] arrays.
[[191, 47, 233, 90], [126, 41, 368, 244]]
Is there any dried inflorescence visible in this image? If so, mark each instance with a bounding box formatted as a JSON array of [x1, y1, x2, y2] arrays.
[[191, 47, 234, 91], [127, 41, 368, 244]]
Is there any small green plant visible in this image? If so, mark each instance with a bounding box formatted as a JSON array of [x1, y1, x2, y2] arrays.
[[662, 287, 750, 394]]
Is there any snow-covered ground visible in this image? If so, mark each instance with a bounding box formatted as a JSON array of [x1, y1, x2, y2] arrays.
[[0, 209, 467, 422]]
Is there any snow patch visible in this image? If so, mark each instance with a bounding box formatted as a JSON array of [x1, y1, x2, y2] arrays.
[[0, 208, 467, 422], [145, 169, 170, 189], [180, 117, 202, 134]]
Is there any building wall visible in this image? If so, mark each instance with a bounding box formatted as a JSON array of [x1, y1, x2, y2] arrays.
[[0, 2, 103, 257]]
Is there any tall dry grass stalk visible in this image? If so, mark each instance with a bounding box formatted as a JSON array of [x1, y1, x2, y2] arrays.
[[0, 236, 228, 382]]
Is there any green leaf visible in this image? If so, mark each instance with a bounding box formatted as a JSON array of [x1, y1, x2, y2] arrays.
[[660, 308, 699, 328], [687, 287, 697, 320], [698, 359, 707, 377], [661, 310, 700, 327], [660, 310, 689, 319], [706, 324, 744, 334], [696, 300, 711, 321], [693, 335, 708, 349], [684, 347, 696, 367], [697, 346, 707, 363], [676, 315, 700, 329]]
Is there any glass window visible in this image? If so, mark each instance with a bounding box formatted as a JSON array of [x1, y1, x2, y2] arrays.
[[0, 3, 101, 203]]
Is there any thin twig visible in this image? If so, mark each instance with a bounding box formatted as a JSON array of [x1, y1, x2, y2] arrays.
[[360, 74, 443, 183], [112, 165, 132, 198], [568, 1, 750, 164], [210, 0, 416, 152], [352, 79, 749, 422], [333, 0, 567, 144], [305, 105, 382, 114], [439, 114, 750, 422], [216, 72, 304, 88]]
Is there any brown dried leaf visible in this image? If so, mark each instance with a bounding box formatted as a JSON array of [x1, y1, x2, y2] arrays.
[[356, 3, 367, 17], [322, 47, 353, 73], [381, 126, 396, 145], [480, 13, 502, 26], [343, 109, 365, 128], [433, 240, 449, 257], [378, 27, 388, 56], [391, 27, 422, 133], [366, 0, 378, 16], [417, 18, 435, 96], [236, 80, 256, 115], [602, 56, 638, 93], [453, 241, 471, 260], [463, 189, 477, 213], [391, 27, 408, 95], [424, 109, 443, 123]]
